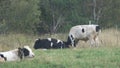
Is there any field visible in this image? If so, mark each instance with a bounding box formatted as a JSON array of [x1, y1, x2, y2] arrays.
[[0, 29, 120, 68]]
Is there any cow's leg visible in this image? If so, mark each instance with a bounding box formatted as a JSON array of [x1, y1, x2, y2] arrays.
[[71, 39, 75, 47], [94, 36, 100, 47], [89, 38, 95, 47], [74, 39, 79, 47]]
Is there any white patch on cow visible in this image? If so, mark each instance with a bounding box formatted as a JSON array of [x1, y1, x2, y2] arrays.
[[48, 38, 51, 41], [0, 49, 21, 61], [35, 38, 39, 41], [57, 39, 61, 43], [51, 42, 53, 47]]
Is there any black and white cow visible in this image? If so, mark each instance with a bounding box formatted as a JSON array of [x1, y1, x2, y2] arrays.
[[67, 24, 101, 47], [0, 46, 35, 62], [33, 38, 69, 49]]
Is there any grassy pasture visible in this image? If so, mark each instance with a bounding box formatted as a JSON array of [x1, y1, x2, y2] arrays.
[[0, 29, 120, 68]]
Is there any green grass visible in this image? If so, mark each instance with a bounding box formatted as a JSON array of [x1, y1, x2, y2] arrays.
[[1, 47, 120, 68]]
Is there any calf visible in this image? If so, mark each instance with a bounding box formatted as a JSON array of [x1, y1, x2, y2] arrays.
[[67, 24, 101, 47], [33, 38, 69, 49], [0, 46, 35, 62]]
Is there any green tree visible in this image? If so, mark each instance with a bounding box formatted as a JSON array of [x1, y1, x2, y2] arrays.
[[39, 0, 90, 34], [0, 0, 40, 34], [100, 0, 120, 28]]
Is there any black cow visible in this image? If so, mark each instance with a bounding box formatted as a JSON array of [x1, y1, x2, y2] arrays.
[[33, 38, 70, 49]]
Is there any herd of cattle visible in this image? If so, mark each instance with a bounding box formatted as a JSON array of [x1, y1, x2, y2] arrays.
[[0, 24, 101, 62]]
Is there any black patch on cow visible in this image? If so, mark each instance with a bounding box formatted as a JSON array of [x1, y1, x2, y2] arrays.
[[66, 36, 72, 46], [33, 38, 69, 49], [18, 47, 30, 59], [0, 54, 7, 61], [63, 41, 70, 48], [96, 25, 101, 32], [0, 54, 4, 58], [33, 38, 52, 49], [71, 35, 74, 40], [22, 48, 30, 56], [82, 28, 85, 33]]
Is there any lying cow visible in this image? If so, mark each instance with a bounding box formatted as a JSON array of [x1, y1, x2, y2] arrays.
[[33, 38, 70, 49], [0, 46, 35, 62], [67, 24, 101, 47]]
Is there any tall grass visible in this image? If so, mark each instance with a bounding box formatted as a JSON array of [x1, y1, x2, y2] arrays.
[[0, 29, 120, 68], [0, 34, 36, 51], [100, 29, 120, 47], [0, 33, 68, 51]]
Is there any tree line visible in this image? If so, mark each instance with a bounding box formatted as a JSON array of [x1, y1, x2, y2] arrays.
[[0, 0, 120, 34]]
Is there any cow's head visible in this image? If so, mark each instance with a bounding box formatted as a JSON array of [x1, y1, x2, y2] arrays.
[[62, 41, 70, 48], [66, 35, 76, 47], [96, 25, 101, 32], [18, 46, 35, 58]]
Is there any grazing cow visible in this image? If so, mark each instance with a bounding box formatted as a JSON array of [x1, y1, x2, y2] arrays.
[[33, 38, 69, 49], [67, 24, 101, 47], [0, 46, 35, 62]]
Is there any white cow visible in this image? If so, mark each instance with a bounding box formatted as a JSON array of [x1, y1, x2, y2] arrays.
[[66, 24, 101, 47], [0, 46, 35, 62]]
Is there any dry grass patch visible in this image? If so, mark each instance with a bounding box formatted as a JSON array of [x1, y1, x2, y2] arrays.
[[0, 28, 120, 51], [100, 28, 120, 47], [72, 28, 120, 48]]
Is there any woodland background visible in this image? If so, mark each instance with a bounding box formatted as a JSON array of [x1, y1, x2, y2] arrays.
[[0, 0, 120, 34]]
